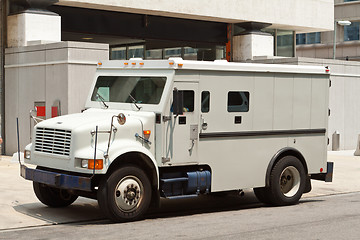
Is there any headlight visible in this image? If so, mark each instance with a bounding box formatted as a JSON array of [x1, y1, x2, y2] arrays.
[[24, 150, 31, 160], [80, 159, 103, 170]]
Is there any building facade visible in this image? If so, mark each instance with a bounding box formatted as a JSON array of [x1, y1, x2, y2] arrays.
[[297, 0, 360, 60], [1, 0, 334, 154]]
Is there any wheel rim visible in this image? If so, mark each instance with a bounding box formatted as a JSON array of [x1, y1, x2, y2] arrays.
[[279, 166, 300, 197], [114, 176, 144, 212]]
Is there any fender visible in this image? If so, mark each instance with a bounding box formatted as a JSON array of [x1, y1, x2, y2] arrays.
[[265, 147, 308, 187], [107, 140, 159, 189]]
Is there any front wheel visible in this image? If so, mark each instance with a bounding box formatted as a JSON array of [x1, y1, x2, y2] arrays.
[[97, 166, 152, 222], [268, 156, 306, 206], [33, 182, 78, 207]]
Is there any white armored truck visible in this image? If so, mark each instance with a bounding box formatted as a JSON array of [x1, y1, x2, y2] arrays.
[[21, 58, 333, 222]]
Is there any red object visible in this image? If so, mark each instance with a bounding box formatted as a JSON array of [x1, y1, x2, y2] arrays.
[[36, 106, 46, 117], [51, 106, 58, 118], [320, 168, 324, 173], [226, 24, 232, 62]]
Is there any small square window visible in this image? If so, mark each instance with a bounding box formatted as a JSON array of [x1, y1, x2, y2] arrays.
[[182, 90, 194, 112], [201, 91, 210, 113], [227, 91, 250, 112]]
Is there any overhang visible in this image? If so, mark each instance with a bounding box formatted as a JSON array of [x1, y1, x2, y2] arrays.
[[57, 0, 334, 32]]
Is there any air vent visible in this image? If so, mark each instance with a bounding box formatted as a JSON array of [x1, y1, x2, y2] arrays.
[[35, 127, 71, 156]]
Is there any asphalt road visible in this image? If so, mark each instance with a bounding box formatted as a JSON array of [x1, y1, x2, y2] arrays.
[[1, 192, 360, 240]]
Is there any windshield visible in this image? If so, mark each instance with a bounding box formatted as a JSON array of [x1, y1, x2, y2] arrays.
[[91, 76, 167, 104]]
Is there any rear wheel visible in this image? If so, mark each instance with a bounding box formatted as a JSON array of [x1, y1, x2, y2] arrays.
[[97, 166, 152, 222], [268, 156, 306, 205], [33, 182, 78, 207]]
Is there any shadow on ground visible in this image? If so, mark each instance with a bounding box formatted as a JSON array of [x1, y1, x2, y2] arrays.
[[13, 190, 321, 225], [12, 190, 268, 225]]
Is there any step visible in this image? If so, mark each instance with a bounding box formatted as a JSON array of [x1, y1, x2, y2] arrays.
[[165, 194, 198, 200], [160, 177, 188, 183]]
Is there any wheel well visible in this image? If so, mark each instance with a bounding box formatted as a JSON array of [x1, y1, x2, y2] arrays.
[[106, 152, 158, 191], [265, 148, 308, 187]]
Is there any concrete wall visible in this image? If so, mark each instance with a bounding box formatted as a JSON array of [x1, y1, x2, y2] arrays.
[[4, 41, 109, 155], [57, 0, 334, 32], [250, 57, 360, 150], [297, 42, 360, 61]]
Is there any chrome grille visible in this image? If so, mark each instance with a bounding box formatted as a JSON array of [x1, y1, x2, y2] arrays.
[[35, 127, 71, 156]]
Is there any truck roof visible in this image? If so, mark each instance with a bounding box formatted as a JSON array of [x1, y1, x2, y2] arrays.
[[97, 58, 330, 75]]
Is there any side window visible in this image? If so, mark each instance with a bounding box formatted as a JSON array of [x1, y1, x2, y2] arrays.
[[182, 90, 194, 112], [201, 91, 210, 113], [227, 91, 250, 112]]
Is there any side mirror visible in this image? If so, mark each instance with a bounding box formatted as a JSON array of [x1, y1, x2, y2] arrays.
[[173, 88, 184, 115]]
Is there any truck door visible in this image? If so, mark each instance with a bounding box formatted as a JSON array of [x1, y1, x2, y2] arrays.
[[163, 82, 199, 165]]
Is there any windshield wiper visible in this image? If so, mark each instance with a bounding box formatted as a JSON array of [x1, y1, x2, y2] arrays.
[[96, 93, 109, 109], [129, 94, 142, 110]]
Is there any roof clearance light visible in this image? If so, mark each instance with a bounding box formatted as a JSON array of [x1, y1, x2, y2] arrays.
[[178, 63, 183, 67], [98, 62, 102, 66], [169, 62, 174, 65], [132, 62, 136, 65], [140, 62, 144, 66], [143, 130, 151, 140], [124, 62, 129, 66]]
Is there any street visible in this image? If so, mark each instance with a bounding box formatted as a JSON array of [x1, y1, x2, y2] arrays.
[[1, 192, 360, 240]]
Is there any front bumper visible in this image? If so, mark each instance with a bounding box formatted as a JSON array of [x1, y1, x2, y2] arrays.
[[20, 165, 92, 192]]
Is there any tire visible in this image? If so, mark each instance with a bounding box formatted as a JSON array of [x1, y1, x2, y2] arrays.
[[253, 187, 271, 204], [33, 182, 78, 207], [97, 166, 152, 222], [268, 156, 306, 206]]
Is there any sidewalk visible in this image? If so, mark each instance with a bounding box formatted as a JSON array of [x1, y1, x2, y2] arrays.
[[0, 151, 359, 231]]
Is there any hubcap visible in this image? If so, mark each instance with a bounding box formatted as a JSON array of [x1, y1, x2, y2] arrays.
[[115, 176, 143, 212], [279, 166, 300, 197]]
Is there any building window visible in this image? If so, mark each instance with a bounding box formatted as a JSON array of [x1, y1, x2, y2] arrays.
[[344, 0, 359, 2], [276, 30, 295, 57], [344, 22, 360, 41], [227, 91, 250, 112], [296, 32, 321, 45]]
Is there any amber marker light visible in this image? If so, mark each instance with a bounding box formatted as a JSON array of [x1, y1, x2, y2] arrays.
[[140, 62, 144, 66], [169, 62, 174, 65], [132, 62, 136, 65], [124, 62, 129, 66], [87, 159, 103, 170], [98, 62, 102, 66], [178, 63, 183, 67], [143, 130, 151, 140]]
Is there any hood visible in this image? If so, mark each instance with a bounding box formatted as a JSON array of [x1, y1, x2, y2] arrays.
[[35, 108, 155, 131]]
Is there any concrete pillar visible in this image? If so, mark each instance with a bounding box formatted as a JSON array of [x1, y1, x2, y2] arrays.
[[4, 42, 109, 155], [7, 12, 61, 47], [232, 22, 274, 62], [7, 0, 60, 47]]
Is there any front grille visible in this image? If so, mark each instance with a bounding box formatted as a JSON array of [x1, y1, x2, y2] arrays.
[[35, 127, 71, 156]]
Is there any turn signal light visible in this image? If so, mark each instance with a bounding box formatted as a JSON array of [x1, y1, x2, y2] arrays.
[[82, 159, 103, 170], [88, 159, 103, 170], [143, 130, 151, 139]]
